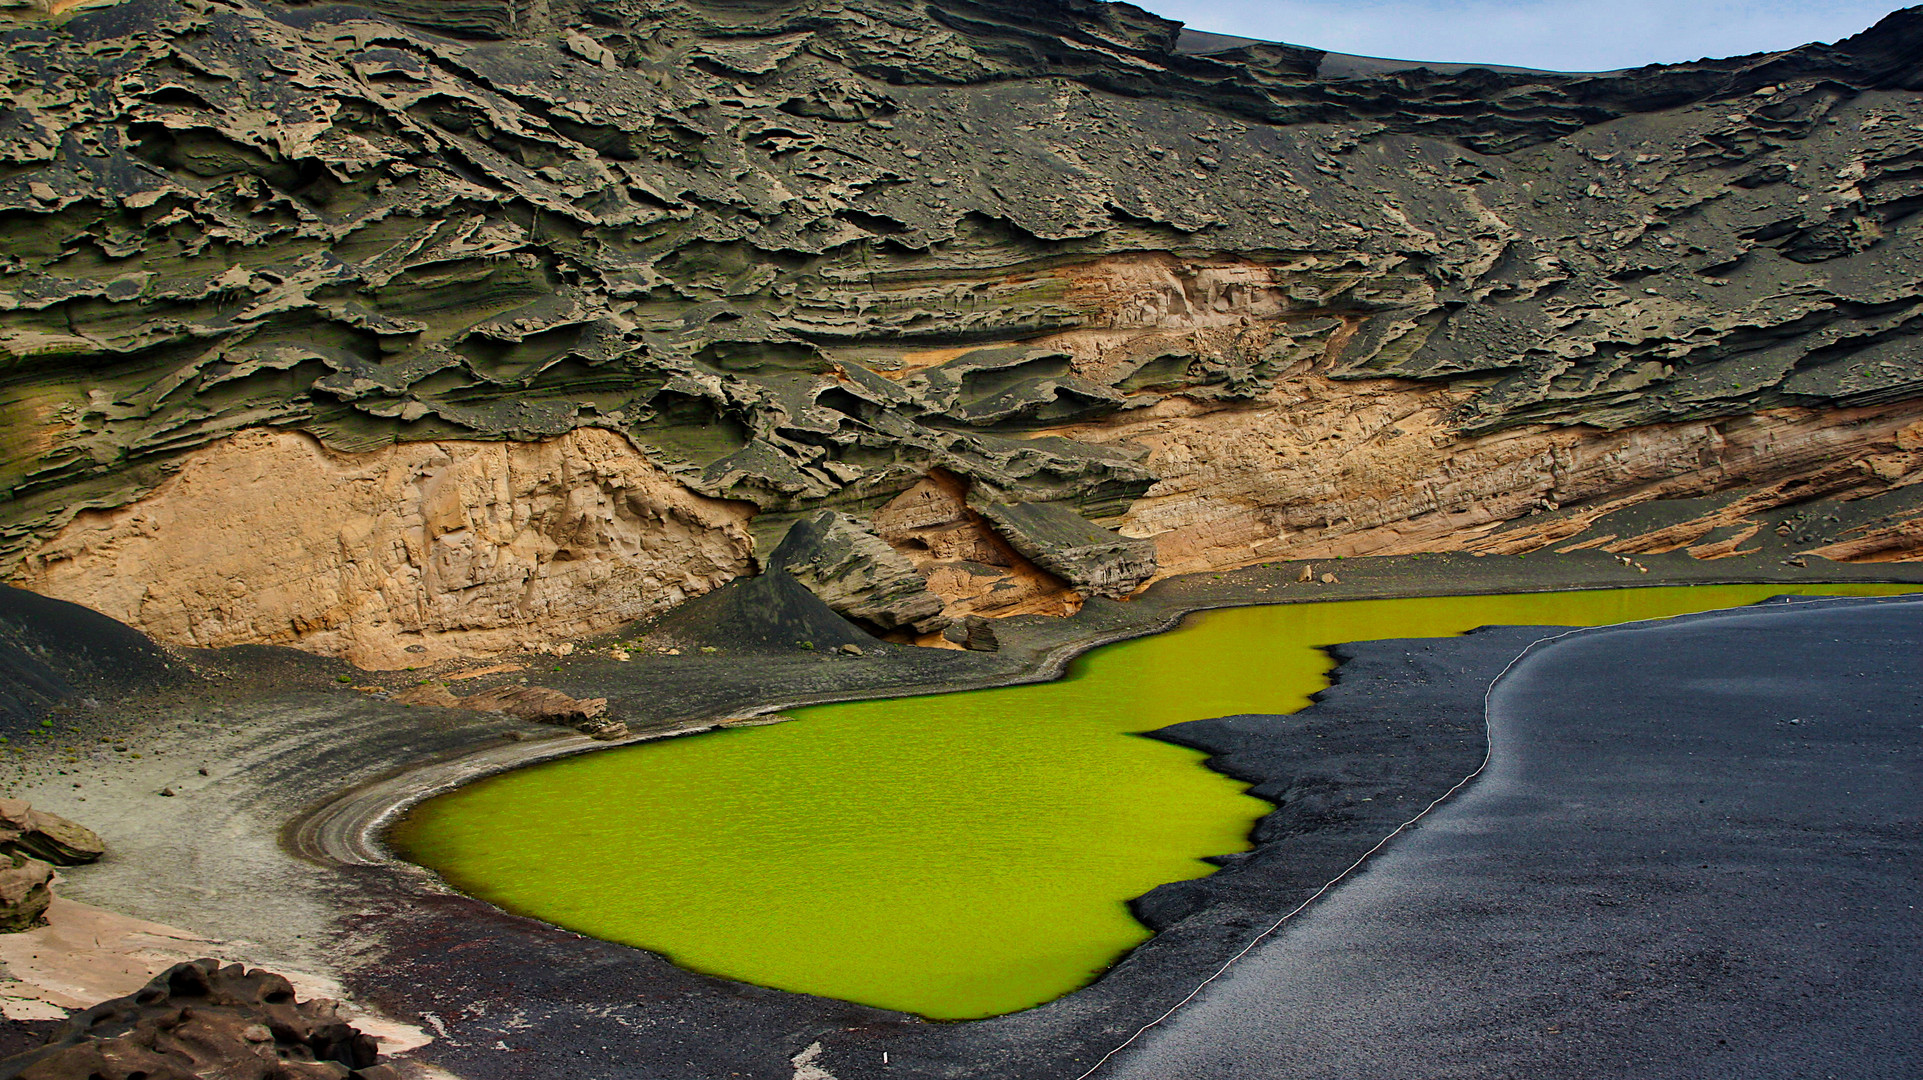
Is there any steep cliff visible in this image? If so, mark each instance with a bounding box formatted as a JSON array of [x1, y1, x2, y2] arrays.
[[3, 0, 1922, 664]]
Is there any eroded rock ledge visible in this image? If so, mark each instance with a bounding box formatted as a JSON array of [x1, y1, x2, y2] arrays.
[[2, 0, 1922, 662]]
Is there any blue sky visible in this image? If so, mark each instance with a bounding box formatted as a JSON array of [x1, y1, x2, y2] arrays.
[[1138, 1, 1906, 72]]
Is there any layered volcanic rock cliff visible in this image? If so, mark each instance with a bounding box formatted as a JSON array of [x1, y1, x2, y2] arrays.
[[3, 0, 1923, 663]]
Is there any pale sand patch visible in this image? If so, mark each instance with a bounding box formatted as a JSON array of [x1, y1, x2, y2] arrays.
[[0, 893, 431, 1057]]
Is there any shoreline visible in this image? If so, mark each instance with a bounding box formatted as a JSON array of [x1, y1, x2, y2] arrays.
[[1, 548, 1920, 1078], [296, 554, 1923, 879], [1085, 593, 1923, 1079]]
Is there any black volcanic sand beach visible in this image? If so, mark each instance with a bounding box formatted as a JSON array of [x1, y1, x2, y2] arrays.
[[0, 548, 1918, 1079], [1100, 595, 1923, 1080]]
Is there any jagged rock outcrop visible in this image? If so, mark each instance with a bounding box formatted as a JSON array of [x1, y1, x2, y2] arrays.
[[0, 958, 394, 1080], [4, 0, 1923, 658], [770, 510, 949, 634], [973, 500, 1156, 599], [871, 472, 1084, 620]]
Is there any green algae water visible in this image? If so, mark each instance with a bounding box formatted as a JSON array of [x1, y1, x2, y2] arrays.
[[391, 582, 1918, 1019]]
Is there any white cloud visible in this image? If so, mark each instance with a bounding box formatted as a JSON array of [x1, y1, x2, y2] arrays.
[[1140, 0, 1904, 72]]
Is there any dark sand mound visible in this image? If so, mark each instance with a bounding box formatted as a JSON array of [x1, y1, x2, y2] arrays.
[[641, 570, 881, 654], [0, 587, 181, 731]]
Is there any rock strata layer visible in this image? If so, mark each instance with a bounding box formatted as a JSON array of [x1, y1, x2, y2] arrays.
[[0, 800, 102, 867], [769, 511, 950, 634], [3, 0, 1923, 658]]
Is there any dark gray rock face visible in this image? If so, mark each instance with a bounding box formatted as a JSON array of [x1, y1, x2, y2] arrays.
[[770, 511, 950, 634], [3, 0, 1923, 565], [974, 500, 1158, 598]]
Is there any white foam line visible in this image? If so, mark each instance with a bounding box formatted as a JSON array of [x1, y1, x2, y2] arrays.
[[1068, 591, 1917, 1080]]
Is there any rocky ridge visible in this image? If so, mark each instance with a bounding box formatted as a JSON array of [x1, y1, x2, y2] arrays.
[[3, 0, 1923, 662]]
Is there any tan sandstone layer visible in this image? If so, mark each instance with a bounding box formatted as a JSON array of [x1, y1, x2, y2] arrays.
[[16, 385, 1923, 671], [12, 429, 755, 669], [1046, 379, 1923, 577]]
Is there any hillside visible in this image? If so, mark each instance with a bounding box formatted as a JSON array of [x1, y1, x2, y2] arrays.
[[2, 0, 1921, 665]]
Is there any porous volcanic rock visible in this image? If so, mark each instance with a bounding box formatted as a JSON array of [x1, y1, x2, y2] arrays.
[[4, 0, 1923, 658], [0, 959, 391, 1080]]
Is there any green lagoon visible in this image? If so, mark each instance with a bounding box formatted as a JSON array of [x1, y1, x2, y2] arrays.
[[392, 583, 1917, 1019]]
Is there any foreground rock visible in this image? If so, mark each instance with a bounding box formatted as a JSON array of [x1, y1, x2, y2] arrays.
[[0, 801, 102, 868], [0, 959, 393, 1080], [0, 801, 103, 933], [0, 854, 50, 934]]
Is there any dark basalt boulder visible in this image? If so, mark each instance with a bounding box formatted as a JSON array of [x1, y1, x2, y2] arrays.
[[770, 511, 951, 635], [0, 959, 394, 1080], [941, 614, 1002, 652]]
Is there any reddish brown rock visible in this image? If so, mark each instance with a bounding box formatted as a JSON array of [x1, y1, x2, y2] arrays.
[[0, 853, 51, 935], [0, 959, 387, 1080], [393, 683, 627, 739]]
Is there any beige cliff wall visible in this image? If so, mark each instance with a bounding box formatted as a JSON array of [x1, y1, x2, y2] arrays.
[[1047, 379, 1923, 578], [12, 428, 756, 669], [12, 377, 1921, 670]]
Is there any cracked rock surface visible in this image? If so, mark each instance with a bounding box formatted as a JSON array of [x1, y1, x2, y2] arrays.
[[3, 0, 1923, 661]]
